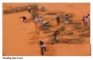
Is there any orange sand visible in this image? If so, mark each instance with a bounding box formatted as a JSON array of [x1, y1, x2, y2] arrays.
[[3, 3, 90, 56]]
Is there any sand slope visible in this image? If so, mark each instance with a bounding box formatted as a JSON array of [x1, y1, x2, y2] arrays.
[[3, 3, 90, 56]]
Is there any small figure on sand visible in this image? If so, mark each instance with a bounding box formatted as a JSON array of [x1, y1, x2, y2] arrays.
[[19, 16, 28, 23], [84, 16, 89, 29], [82, 14, 90, 29], [64, 14, 69, 25], [34, 17, 39, 26], [51, 29, 60, 45], [39, 16, 44, 24], [28, 5, 31, 13], [42, 21, 49, 33], [82, 15, 86, 29], [41, 5, 45, 11], [56, 15, 60, 26], [39, 39, 46, 56]]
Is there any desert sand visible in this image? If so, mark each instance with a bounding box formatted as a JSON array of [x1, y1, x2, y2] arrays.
[[3, 3, 90, 56]]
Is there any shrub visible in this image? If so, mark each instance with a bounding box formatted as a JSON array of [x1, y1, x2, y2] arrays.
[[47, 24, 54, 30], [80, 34, 86, 36], [74, 24, 81, 30], [3, 4, 38, 14], [73, 22, 81, 24], [31, 4, 38, 11], [31, 4, 39, 19], [3, 10, 9, 14], [59, 14, 65, 18], [47, 24, 53, 27], [68, 32, 74, 35], [15, 7, 19, 12], [8, 8, 14, 13], [68, 13, 74, 18], [79, 33, 90, 37], [19, 6, 27, 11], [73, 22, 82, 30], [59, 26, 65, 31], [60, 38, 84, 44], [46, 12, 57, 15], [68, 19, 73, 23], [31, 11, 38, 19], [3, 4, 33, 14]]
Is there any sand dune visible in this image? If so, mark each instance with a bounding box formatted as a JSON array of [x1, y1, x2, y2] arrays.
[[3, 3, 90, 56]]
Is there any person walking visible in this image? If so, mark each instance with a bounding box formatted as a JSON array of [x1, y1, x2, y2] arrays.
[[19, 16, 28, 23], [82, 16, 86, 29], [65, 14, 69, 25], [42, 21, 49, 33], [41, 5, 45, 11], [51, 29, 60, 45], [56, 16, 60, 26], [39, 39, 46, 56], [39, 16, 44, 24], [28, 6, 31, 13], [85, 16, 89, 29], [34, 17, 39, 26]]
